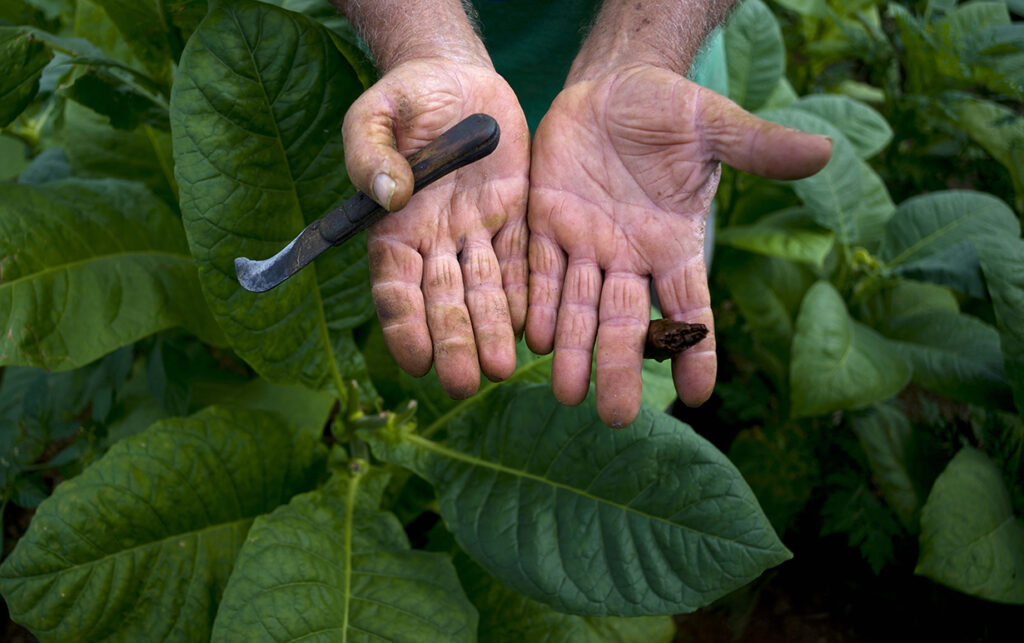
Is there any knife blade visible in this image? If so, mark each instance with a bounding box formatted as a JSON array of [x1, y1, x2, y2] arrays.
[[235, 113, 501, 293]]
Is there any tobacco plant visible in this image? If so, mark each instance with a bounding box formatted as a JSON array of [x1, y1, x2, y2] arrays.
[[711, 0, 1024, 606], [0, 1, 788, 640]]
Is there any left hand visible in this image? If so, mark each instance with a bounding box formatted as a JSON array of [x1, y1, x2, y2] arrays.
[[526, 64, 832, 427]]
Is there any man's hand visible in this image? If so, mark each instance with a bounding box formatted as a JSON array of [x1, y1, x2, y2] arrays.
[[345, 60, 530, 399], [526, 64, 832, 427], [335, 1, 530, 399]]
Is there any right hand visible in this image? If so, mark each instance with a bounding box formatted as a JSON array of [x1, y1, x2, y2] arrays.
[[343, 59, 530, 399]]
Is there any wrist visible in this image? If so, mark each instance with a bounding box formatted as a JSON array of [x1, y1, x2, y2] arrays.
[[331, 0, 492, 72], [381, 39, 492, 72], [566, 0, 735, 85]]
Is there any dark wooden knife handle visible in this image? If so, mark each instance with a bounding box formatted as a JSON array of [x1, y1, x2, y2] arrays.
[[318, 113, 501, 244]]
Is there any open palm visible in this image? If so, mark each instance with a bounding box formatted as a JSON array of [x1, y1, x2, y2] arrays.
[[526, 64, 831, 427], [343, 59, 530, 399]]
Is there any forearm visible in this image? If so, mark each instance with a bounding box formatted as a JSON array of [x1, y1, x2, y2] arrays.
[[329, 0, 490, 70], [568, 0, 736, 82]]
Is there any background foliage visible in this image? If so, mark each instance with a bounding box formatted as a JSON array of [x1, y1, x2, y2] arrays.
[[0, 0, 1022, 641]]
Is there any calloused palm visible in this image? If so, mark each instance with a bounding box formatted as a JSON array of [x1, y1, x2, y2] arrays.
[[343, 60, 530, 399], [526, 64, 831, 427]]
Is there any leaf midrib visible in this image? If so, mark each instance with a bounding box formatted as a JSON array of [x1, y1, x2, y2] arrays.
[[340, 472, 359, 643], [1, 517, 253, 582], [886, 202, 1001, 268], [0, 249, 191, 290], [403, 433, 773, 549], [224, 7, 345, 398]]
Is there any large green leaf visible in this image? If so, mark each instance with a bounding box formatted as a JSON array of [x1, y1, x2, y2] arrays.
[[790, 94, 892, 159], [790, 281, 910, 418], [362, 383, 790, 617], [917, 447, 1024, 604], [880, 311, 1012, 409], [978, 235, 1024, 415], [0, 179, 222, 371], [212, 465, 477, 642], [717, 207, 835, 267], [723, 0, 785, 111], [880, 191, 1019, 297], [455, 552, 675, 643], [0, 406, 327, 641], [0, 26, 52, 126], [759, 108, 895, 248], [171, 0, 373, 397]]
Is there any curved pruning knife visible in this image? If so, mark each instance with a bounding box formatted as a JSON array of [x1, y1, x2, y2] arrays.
[[235, 113, 501, 293]]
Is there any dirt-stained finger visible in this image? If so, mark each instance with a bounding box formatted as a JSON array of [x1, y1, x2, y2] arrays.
[[461, 239, 516, 382], [493, 214, 529, 337], [368, 235, 432, 377], [422, 250, 480, 399], [342, 85, 416, 211]]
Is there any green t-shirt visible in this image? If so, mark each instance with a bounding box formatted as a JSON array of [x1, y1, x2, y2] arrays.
[[471, 0, 728, 131]]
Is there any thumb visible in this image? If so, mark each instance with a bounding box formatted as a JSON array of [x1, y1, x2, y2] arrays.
[[697, 89, 833, 180], [341, 86, 416, 212]]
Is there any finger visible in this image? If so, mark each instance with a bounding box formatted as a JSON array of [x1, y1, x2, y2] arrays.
[[654, 255, 716, 407], [493, 213, 529, 337], [461, 239, 516, 382], [551, 259, 602, 407], [525, 232, 567, 355], [422, 250, 480, 399], [342, 86, 416, 211], [594, 272, 650, 428], [368, 235, 432, 377], [696, 87, 833, 180]]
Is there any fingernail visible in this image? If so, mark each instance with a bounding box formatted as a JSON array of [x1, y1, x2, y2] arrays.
[[372, 172, 396, 210]]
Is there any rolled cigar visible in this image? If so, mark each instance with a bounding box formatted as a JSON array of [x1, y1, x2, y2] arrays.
[[643, 319, 708, 362]]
